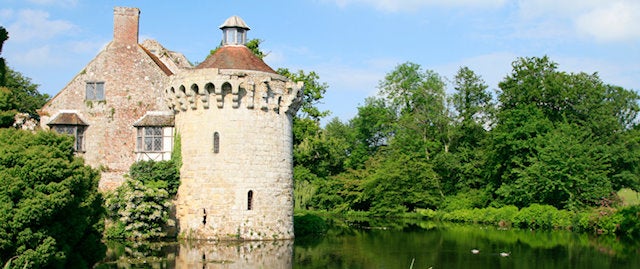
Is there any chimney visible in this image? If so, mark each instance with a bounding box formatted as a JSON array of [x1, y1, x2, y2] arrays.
[[113, 7, 140, 44]]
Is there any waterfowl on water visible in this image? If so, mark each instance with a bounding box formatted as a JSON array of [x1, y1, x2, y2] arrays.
[[471, 249, 480, 254], [500, 252, 510, 257]]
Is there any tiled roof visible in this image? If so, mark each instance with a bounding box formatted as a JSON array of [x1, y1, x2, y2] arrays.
[[133, 112, 174, 127], [48, 112, 87, 125], [196, 46, 276, 74]]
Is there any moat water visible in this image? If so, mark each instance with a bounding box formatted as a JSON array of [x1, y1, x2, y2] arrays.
[[96, 220, 640, 269]]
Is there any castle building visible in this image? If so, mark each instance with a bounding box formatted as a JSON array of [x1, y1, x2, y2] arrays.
[[39, 7, 302, 240]]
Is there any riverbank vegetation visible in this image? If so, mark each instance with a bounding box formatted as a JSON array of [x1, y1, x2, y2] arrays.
[[292, 56, 640, 239]]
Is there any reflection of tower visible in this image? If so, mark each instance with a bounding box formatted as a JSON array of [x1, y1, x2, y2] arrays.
[[171, 16, 303, 240], [176, 240, 294, 268]]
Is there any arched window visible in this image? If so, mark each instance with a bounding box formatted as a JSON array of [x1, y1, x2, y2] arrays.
[[247, 190, 253, 210], [213, 132, 220, 153]]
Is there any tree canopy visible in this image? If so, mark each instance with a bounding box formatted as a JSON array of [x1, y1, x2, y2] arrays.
[[292, 56, 640, 214], [0, 129, 105, 268], [0, 26, 49, 128]]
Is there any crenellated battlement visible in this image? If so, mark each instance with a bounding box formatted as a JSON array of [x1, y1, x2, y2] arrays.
[[165, 68, 303, 115], [172, 15, 300, 241]]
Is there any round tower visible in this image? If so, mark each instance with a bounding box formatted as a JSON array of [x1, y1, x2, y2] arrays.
[[170, 16, 302, 240]]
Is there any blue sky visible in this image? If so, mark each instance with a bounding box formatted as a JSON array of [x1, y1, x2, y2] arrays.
[[1, 0, 639, 123]]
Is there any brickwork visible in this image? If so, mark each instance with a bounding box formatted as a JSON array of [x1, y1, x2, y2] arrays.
[[39, 7, 302, 240], [39, 8, 172, 190], [113, 7, 139, 44]]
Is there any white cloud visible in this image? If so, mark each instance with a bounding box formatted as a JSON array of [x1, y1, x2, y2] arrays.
[[514, 0, 640, 42], [6, 9, 76, 43], [26, 0, 78, 7], [13, 45, 54, 66], [575, 1, 640, 42], [515, 0, 603, 19], [329, 0, 507, 12]]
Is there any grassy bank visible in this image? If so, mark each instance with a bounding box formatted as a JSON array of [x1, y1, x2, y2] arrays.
[[295, 189, 640, 241]]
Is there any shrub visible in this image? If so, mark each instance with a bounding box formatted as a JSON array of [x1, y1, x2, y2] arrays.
[[104, 179, 173, 240], [129, 160, 180, 196], [294, 213, 328, 236], [415, 208, 437, 219], [595, 209, 623, 235], [513, 204, 559, 229], [0, 129, 105, 268], [616, 205, 640, 240]]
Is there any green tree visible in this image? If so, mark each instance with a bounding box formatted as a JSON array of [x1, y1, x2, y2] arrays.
[[0, 27, 49, 127], [488, 56, 640, 208], [438, 67, 494, 196], [278, 68, 329, 146], [363, 147, 443, 215], [498, 123, 612, 210], [0, 129, 105, 268], [450, 66, 494, 145], [378, 62, 449, 159], [346, 97, 395, 169], [1, 26, 8, 86], [293, 121, 349, 178]]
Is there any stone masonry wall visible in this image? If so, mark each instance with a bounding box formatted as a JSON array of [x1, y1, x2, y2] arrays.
[[39, 41, 170, 190], [171, 69, 302, 240]]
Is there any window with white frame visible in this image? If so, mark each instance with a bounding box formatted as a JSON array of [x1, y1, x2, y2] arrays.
[[86, 82, 105, 101], [137, 126, 163, 152]]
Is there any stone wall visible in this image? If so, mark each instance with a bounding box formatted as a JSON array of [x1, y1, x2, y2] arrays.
[[39, 7, 171, 190], [170, 69, 302, 240]]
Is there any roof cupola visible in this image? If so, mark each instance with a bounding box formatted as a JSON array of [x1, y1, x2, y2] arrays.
[[220, 15, 250, 46]]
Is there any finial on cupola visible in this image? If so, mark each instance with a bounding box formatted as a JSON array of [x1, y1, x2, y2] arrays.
[[220, 15, 250, 46]]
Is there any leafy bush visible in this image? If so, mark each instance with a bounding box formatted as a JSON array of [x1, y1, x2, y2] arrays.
[[0, 129, 105, 268], [294, 213, 328, 236], [441, 189, 489, 212], [104, 179, 172, 240], [513, 204, 561, 229], [129, 160, 180, 196], [616, 205, 640, 240], [590, 207, 623, 235]]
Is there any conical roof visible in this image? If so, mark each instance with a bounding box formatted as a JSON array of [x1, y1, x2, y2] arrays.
[[219, 15, 250, 30], [196, 46, 276, 74]]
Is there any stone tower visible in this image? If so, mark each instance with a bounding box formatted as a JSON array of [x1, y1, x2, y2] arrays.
[[170, 16, 303, 240]]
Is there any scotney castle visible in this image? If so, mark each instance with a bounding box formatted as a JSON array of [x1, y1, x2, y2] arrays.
[[37, 7, 303, 240]]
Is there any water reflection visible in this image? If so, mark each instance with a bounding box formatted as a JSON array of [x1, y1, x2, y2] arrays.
[[97, 220, 640, 269], [294, 220, 640, 269], [98, 240, 293, 269], [177, 240, 292, 269]]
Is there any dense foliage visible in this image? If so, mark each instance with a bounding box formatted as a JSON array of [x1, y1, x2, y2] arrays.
[[292, 56, 640, 219], [104, 158, 180, 240], [0, 129, 105, 268], [104, 178, 173, 240], [128, 160, 180, 196], [0, 26, 49, 127]]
